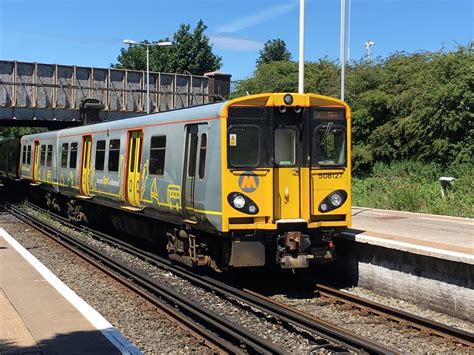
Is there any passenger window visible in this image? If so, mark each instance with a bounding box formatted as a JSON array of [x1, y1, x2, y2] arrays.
[[61, 143, 69, 168], [187, 133, 198, 177], [27, 145, 32, 164], [40, 145, 46, 166], [46, 145, 53, 167], [149, 136, 166, 176], [69, 143, 78, 169], [108, 139, 120, 172], [22, 146, 27, 164], [95, 140, 106, 171], [198, 134, 207, 179], [228, 126, 260, 168], [274, 128, 296, 166]]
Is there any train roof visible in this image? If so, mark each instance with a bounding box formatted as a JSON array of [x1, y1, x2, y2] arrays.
[[21, 101, 227, 141], [19, 92, 348, 141]]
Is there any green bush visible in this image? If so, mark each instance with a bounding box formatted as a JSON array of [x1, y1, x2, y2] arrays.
[[352, 161, 473, 217]]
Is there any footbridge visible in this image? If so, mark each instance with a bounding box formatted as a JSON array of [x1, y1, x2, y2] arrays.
[[0, 60, 231, 128]]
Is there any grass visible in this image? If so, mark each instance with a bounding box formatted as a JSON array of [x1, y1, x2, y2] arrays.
[[352, 161, 474, 218]]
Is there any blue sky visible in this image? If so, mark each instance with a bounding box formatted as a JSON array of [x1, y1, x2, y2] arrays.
[[0, 0, 472, 81]]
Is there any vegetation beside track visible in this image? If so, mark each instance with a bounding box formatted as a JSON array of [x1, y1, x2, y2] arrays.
[[235, 42, 473, 217], [352, 161, 474, 218]]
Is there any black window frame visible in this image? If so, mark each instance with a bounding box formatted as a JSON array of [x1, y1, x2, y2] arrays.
[[187, 133, 198, 178], [46, 145, 53, 167], [227, 124, 262, 169], [40, 145, 46, 166], [274, 127, 297, 167], [149, 135, 166, 176], [27, 145, 32, 165], [22, 145, 27, 164], [108, 139, 120, 173], [198, 133, 207, 179], [312, 122, 347, 168], [61, 143, 69, 168], [311, 108, 347, 168], [69, 142, 78, 169], [95, 140, 106, 171]]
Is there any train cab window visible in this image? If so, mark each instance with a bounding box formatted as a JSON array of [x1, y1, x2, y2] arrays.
[[149, 136, 166, 176], [46, 145, 53, 167], [274, 128, 296, 166], [312, 123, 346, 166], [40, 145, 46, 166], [228, 126, 260, 168], [27, 145, 32, 164], [22, 146, 27, 164], [95, 140, 106, 171], [61, 143, 69, 168], [69, 142, 78, 169], [198, 134, 207, 179], [108, 139, 120, 172]]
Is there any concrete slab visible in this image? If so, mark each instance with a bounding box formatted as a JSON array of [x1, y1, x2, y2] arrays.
[[0, 228, 141, 354], [341, 207, 474, 264]]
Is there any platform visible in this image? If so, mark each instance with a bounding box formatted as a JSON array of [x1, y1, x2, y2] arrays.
[[0, 228, 141, 354], [340, 207, 474, 265]]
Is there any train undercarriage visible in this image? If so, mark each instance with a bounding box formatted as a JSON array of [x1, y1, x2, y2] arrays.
[[8, 184, 337, 272]]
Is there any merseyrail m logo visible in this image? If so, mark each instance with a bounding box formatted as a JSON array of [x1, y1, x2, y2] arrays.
[[238, 172, 259, 193]]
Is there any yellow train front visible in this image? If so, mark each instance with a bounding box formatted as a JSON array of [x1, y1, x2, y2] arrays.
[[220, 93, 351, 269]]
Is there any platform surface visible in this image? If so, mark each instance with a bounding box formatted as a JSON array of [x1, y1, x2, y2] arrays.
[[340, 207, 474, 264], [0, 228, 140, 354]]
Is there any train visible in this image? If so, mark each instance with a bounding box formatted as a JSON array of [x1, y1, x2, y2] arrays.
[[0, 92, 351, 271]]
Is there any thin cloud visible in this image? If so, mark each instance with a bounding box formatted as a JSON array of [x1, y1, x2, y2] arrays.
[[217, 2, 297, 33], [210, 35, 263, 51]]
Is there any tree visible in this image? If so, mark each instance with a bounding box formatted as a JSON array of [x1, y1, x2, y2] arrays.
[[235, 42, 473, 175], [113, 20, 222, 75], [256, 39, 291, 66]]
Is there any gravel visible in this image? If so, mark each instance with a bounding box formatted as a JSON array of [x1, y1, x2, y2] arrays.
[[2, 208, 354, 353], [0, 212, 212, 354], [269, 288, 474, 353], [344, 286, 474, 333], [4, 205, 472, 354]]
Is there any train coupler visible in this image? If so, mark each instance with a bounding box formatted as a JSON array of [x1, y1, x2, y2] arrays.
[[278, 231, 334, 268]]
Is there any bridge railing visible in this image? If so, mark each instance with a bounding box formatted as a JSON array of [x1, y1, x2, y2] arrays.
[[0, 60, 229, 124]]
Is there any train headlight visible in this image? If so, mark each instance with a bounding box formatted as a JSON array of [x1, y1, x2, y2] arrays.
[[318, 190, 348, 213], [233, 195, 246, 209], [330, 193, 343, 207], [228, 193, 260, 215], [283, 94, 293, 105]]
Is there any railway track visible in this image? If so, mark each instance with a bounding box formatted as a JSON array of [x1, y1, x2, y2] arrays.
[[4, 201, 397, 354], [315, 284, 474, 348], [2, 202, 280, 354]]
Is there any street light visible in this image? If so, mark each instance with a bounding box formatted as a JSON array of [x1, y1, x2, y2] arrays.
[[123, 39, 172, 114]]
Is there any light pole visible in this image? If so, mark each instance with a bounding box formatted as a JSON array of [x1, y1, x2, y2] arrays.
[[123, 39, 172, 114], [340, 0, 346, 101], [298, 0, 305, 94]]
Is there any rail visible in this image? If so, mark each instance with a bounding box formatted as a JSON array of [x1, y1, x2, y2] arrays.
[[3, 202, 282, 354], [16, 201, 397, 354]]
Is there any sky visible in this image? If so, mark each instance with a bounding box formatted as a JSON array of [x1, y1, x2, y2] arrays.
[[0, 0, 472, 81]]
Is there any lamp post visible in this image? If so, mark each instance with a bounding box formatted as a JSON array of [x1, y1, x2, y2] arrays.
[[298, 0, 305, 94], [123, 39, 172, 114], [340, 0, 346, 101]]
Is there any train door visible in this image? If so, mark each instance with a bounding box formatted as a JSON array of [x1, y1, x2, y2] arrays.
[[273, 127, 301, 220], [126, 130, 143, 208], [80, 136, 92, 196], [182, 124, 207, 221], [32, 141, 40, 183]]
